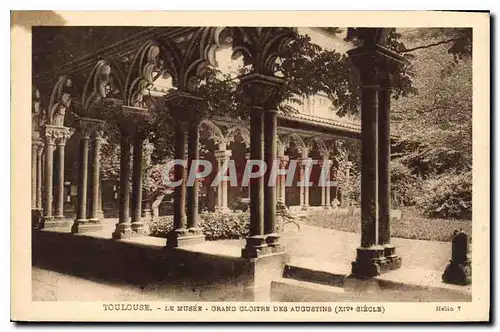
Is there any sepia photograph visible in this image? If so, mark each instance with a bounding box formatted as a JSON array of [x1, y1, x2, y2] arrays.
[[11, 10, 490, 322]]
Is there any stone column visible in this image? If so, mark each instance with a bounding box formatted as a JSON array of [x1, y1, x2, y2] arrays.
[[378, 75, 402, 268], [241, 105, 267, 258], [164, 93, 204, 247], [277, 155, 289, 205], [112, 127, 133, 238], [186, 121, 204, 241], [36, 144, 43, 209], [239, 73, 285, 258], [347, 35, 405, 278], [41, 134, 55, 224], [245, 152, 251, 201], [130, 131, 146, 235], [299, 162, 305, 208], [31, 141, 38, 209], [40, 126, 72, 228], [214, 149, 232, 213], [321, 158, 332, 209], [54, 136, 68, 219], [71, 128, 91, 233], [167, 120, 188, 246], [88, 127, 103, 223], [97, 173, 104, 220], [325, 161, 332, 208], [350, 64, 385, 278], [300, 158, 311, 210], [264, 109, 281, 250]]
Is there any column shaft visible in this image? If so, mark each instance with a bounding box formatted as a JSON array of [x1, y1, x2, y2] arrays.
[[304, 162, 310, 208], [249, 109, 264, 237], [360, 82, 379, 248], [54, 142, 66, 218], [378, 82, 391, 246], [187, 123, 201, 230], [75, 136, 90, 221], [31, 144, 37, 208], [131, 135, 144, 231], [42, 140, 55, 219], [173, 122, 187, 232], [326, 166, 331, 207], [36, 147, 43, 209], [118, 133, 131, 224], [264, 110, 279, 244], [242, 107, 267, 258], [89, 136, 102, 221], [299, 165, 305, 207]]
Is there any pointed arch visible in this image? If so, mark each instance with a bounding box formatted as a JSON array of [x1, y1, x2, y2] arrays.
[[307, 137, 328, 156], [283, 133, 306, 154], [199, 119, 225, 144], [224, 125, 251, 148]]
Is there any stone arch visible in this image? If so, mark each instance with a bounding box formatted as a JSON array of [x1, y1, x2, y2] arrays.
[[283, 133, 307, 155], [224, 125, 250, 148], [199, 119, 225, 145], [307, 136, 329, 157]]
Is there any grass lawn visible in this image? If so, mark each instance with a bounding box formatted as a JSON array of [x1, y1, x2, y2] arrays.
[[303, 207, 471, 242]]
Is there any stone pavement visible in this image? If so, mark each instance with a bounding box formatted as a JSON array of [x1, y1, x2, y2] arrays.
[[32, 223, 452, 301]]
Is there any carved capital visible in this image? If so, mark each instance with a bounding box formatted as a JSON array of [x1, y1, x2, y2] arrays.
[[118, 106, 151, 136], [164, 92, 204, 124], [277, 155, 290, 168], [78, 117, 105, 139], [238, 73, 286, 110], [347, 44, 405, 86], [42, 125, 73, 146], [299, 158, 313, 169], [32, 136, 44, 149]]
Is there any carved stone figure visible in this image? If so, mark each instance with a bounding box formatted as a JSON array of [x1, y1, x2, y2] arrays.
[[48, 77, 73, 127], [52, 92, 71, 126], [32, 88, 41, 132]]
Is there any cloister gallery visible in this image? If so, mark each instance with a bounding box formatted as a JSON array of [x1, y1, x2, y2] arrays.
[[32, 26, 403, 283]]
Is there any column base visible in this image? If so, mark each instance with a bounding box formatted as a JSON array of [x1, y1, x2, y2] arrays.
[[351, 245, 387, 279], [442, 261, 472, 286], [382, 243, 403, 270], [112, 222, 134, 239], [32, 209, 43, 228], [265, 233, 284, 253], [241, 235, 273, 259], [39, 216, 70, 230], [131, 222, 148, 236], [166, 228, 205, 248], [187, 226, 204, 236], [71, 219, 103, 234]]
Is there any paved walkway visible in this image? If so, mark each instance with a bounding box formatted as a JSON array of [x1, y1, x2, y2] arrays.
[[33, 223, 452, 301]]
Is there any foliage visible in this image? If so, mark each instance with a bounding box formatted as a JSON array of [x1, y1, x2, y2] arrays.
[[389, 29, 472, 218], [416, 171, 472, 220], [304, 208, 471, 242], [149, 211, 250, 241]]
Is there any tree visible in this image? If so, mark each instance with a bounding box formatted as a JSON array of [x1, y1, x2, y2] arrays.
[[389, 28, 472, 218]]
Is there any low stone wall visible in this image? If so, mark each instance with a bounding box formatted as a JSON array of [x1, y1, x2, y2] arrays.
[[32, 229, 288, 301]]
